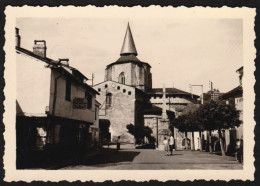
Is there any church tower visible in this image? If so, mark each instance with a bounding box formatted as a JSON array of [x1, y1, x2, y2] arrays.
[[105, 23, 152, 92]]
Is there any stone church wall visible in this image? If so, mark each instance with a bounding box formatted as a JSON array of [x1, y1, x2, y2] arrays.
[[94, 81, 136, 143]]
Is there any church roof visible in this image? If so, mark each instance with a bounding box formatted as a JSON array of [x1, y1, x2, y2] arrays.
[[120, 23, 138, 56], [107, 55, 151, 68], [106, 23, 151, 68]]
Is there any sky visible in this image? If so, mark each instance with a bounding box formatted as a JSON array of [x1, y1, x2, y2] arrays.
[[16, 18, 243, 95]]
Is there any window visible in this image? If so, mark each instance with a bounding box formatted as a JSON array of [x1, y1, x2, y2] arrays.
[[117, 86, 120, 90], [98, 88, 101, 92], [85, 92, 92, 109], [128, 91, 131, 95], [106, 93, 112, 107], [119, 72, 125, 84], [65, 78, 71, 101], [123, 89, 126, 93], [105, 84, 108, 88]]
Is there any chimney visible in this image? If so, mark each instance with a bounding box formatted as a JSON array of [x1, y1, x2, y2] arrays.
[[33, 40, 47, 58], [15, 28, 21, 47], [58, 58, 69, 66]]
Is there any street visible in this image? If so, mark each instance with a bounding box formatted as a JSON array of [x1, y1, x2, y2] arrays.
[[60, 144, 242, 170]]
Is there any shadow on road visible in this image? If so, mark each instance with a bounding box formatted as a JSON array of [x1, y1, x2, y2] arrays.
[[56, 148, 140, 169]]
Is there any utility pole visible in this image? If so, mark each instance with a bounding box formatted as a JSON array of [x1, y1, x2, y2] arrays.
[[92, 73, 94, 87], [88, 73, 95, 87]]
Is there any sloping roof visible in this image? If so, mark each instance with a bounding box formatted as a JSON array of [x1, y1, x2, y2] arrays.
[[16, 46, 98, 95], [93, 80, 136, 89], [220, 85, 243, 100], [106, 54, 151, 68], [16, 46, 55, 64], [147, 88, 199, 98], [120, 23, 138, 56]]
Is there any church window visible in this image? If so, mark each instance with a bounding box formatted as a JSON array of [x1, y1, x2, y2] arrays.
[[105, 84, 108, 88], [119, 72, 125, 84], [123, 89, 126, 93], [106, 93, 112, 107], [98, 88, 101, 92], [128, 91, 131, 95], [117, 86, 120, 90]]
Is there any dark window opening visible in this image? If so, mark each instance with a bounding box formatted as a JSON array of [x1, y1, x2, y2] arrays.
[[119, 72, 125, 84], [123, 89, 126, 93], [106, 93, 112, 107], [85, 92, 93, 109], [128, 91, 131, 95], [98, 88, 101, 92], [65, 78, 71, 101], [117, 86, 120, 90], [105, 84, 108, 88]]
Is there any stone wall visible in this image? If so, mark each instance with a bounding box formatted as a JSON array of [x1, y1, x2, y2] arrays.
[[93, 81, 137, 143]]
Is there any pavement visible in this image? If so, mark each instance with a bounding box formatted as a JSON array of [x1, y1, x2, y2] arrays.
[[60, 144, 243, 170]]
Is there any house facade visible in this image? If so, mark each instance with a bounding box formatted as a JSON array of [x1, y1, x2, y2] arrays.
[[15, 28, 99, 166]]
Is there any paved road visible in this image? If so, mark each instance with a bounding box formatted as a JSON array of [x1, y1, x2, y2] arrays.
[[60, 145, 242, 170]]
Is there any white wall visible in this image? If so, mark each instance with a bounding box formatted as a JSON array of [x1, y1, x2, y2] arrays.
[[16, 52, 51, 116], [49, 70, 96, 123]]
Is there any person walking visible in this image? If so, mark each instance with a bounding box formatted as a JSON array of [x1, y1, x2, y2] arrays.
[[169, 134, 174, 156], [163, 136, 169, 156]]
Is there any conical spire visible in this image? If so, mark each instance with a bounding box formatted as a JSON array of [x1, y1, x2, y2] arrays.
[[120, 23, 138, 56]]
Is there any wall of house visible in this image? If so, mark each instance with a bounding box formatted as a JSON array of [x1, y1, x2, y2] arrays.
[[16, 52, 51, 116], [93, 81, 136, 143], [49, 70, 96, 123]]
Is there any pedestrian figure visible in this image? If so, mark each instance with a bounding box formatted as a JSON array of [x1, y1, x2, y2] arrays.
[[163, 136, 169, 156], [116, 136, 121, 152], [169, 134, 174, 156]]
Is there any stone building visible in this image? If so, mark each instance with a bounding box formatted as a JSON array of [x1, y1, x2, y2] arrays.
[[15, 28, 100, 167], [93, 23, 199, 147]]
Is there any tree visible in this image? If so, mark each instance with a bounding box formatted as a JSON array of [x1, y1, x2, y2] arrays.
[[174, 111, 203, 151], [198, 101, 241, 156], [126, 124, 155, 145], [174, 103, 202, 151]]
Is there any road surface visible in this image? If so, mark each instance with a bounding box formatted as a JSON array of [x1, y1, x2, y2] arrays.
[[60, 144, 242, 170]]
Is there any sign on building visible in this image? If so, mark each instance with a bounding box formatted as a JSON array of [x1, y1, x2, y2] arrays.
[[73, 98, 87, 109]]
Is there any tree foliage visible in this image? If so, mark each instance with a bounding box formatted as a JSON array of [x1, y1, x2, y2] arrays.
[[198, 100, 241, 131], [126, 124, 155, 144], [174, 101, 241, 132]]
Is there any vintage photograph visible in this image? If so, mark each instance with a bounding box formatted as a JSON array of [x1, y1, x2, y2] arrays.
[[15, 17, 244, 170], [4, 6, 255, 181]]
